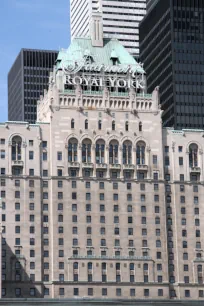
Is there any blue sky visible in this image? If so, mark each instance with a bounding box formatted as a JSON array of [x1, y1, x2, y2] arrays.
[[0, 0, 70, 122]]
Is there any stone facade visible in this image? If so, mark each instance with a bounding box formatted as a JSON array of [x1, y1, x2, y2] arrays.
[[1, 34, 204, 301]]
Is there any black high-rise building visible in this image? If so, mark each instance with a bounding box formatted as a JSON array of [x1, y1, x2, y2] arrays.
[[146, 0, 157, 12], [140, 0, 204, 129], [8, 49, 58, 124]]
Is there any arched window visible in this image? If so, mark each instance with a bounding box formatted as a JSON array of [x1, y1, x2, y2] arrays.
[[136, 141, 146, 165], [12, 136, 22, 161], [68, 138, 78, 162], [112, 121, 115, 131], [125, 121, 129, 131], [143, 263, 148, 271], [139, 122, 142, 132], [85, 119, 88, 130], [109, 140, 119, 164], [123, 141, 132, 164], [82, 139, 92, 163], [71, 119, 75, 129], [189, 143, 198, 167], [98, 120, 102, 130], [96, 140, 105, 164], [73, 262, 78, 269]]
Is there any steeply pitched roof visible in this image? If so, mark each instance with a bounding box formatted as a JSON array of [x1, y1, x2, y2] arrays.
[[56, 37, 145, 74]]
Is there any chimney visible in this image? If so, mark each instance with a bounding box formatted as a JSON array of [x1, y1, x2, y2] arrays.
[[90, 7, 103, 47]]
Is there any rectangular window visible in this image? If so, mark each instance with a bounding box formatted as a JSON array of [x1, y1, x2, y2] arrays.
[[0, 150, 5, 159], [29, 151, 34, 160], [99, 182, 104, 189], [72, 181, 77, 188], [113, 183, 118, 190], [57, 152, 62, 161], [180, 174, 184, 181], [165, 156, 169, 166], [15, 191, 20, 198], [179, 157, 183, 166], [178, 146, 183, 152], [0, 139, 5, 144], [43, 170, 48, 177], [43, 152, 47, 161], [29, 169, 34, 176], [165, 146, 169, 153], [29, 140, 33, 146], [153, 155, 157, 164], [113, 194, 118, 201], [100, 193, 104, 200], [141, 194, 145, 202], [29, 180, 34, 187], [72, 192, 77, 200], [42, 141, 47, 148]]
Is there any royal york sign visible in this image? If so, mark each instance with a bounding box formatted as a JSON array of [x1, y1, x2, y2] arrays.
[[64, 74, 145, 90], [62, 60, 145, 90]]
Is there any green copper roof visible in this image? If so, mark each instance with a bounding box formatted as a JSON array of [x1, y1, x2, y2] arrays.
[[56, 37, 145, 74]]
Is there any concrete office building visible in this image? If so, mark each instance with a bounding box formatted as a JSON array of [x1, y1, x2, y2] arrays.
[[140, 0, 204, 129], [1, 14, 204, 301], [8, 49, 58, 124], [70, 0, 146, 56]]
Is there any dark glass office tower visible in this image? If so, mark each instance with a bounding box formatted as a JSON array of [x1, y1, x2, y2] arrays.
[[146, 0, 157, 12], [8, 49, 58, 123], [140, 0, 204, 129]]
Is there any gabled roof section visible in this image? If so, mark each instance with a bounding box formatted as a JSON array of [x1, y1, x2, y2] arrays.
[[56, 37, 145, 74]]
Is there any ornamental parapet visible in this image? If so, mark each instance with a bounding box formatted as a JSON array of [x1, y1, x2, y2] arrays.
[[96, 163, 107, 169], [68, 162, 80, 168], [136, 164, 148, 171]]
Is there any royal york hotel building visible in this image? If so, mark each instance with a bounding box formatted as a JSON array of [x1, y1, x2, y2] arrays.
[[1, 12, 204, 302]]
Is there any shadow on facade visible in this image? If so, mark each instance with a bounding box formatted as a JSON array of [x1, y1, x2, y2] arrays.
[[2, 242, 42, 298]]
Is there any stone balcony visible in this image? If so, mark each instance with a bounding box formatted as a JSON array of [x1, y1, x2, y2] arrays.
[[96, 163, 107, 170], [123, 164, 135, 170], [109, 164, 121, 170], [190, 166, 201, 173], [82, 162, 94, 169], [12, 160, 24, 166], [68, 162, 80, 168], [136, 164, 148, 171]]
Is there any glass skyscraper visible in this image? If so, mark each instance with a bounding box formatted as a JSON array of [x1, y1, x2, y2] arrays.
[[140, 0, 204, 129]]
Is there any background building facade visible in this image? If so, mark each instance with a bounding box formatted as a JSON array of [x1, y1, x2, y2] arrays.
[[1, 25, 204, 301], [8, 49, 58, 124], [139, 0, 204, 129], [146, 0, 157, 12], [70, 0, 146, 57]]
